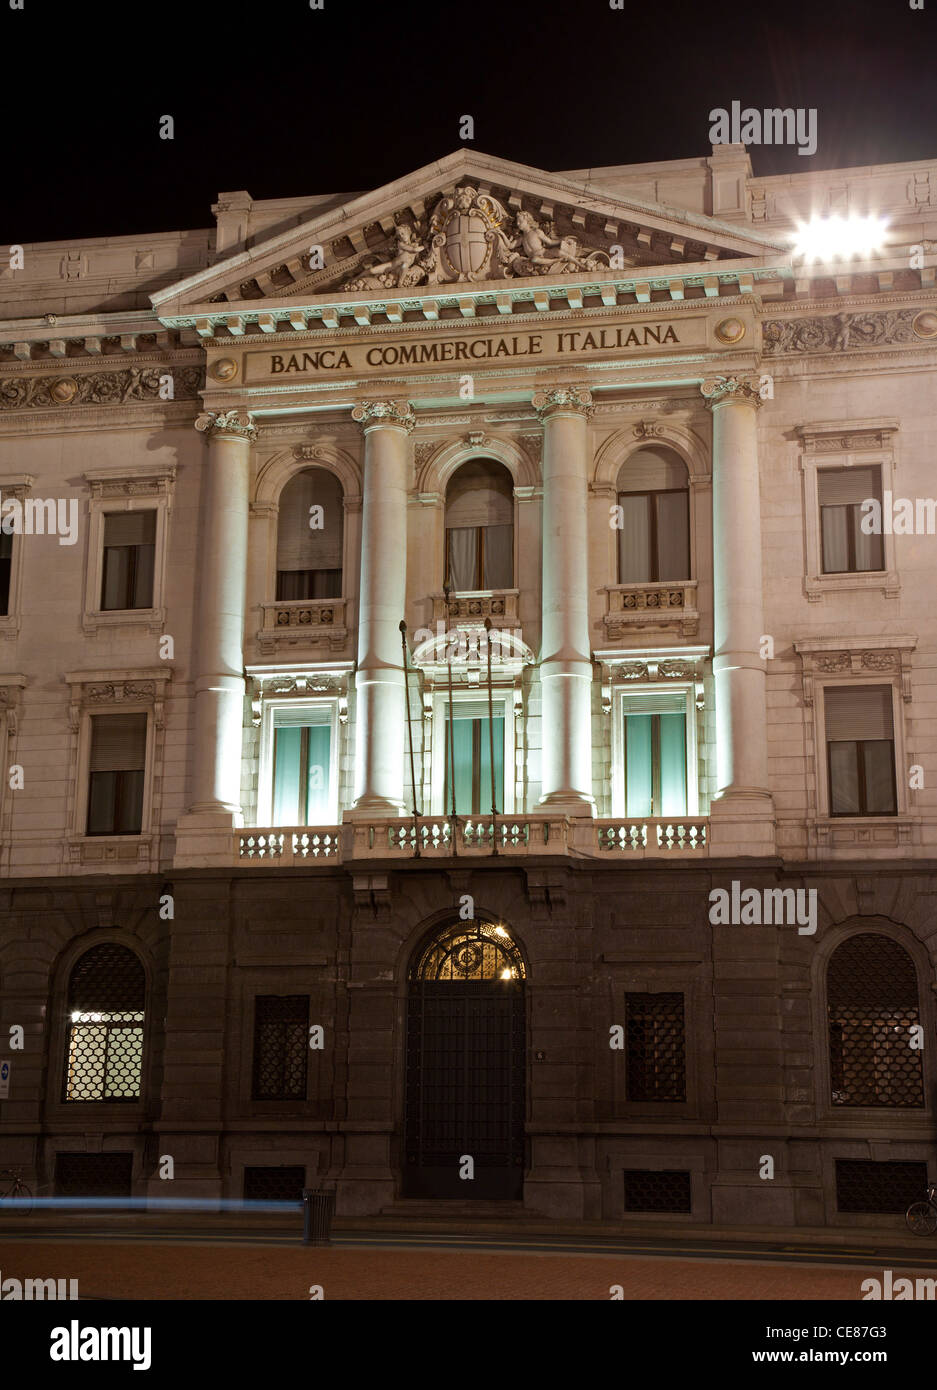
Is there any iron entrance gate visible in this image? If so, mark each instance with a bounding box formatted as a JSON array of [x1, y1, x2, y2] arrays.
[[404, 922, 526, 1200]]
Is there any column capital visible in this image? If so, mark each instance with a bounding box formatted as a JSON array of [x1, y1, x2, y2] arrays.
[[194, 408, 258, 442], [351, 400, 416, 434], [532, 385, 593, 420], [700, 375, 763, 410]]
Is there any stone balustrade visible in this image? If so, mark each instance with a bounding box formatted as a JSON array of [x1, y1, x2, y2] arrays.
[[232, 815, 710, 864]]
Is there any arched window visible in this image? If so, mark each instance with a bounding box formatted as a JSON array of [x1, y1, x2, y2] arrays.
[[827, 933, 924, 1108], [63, 943, 145, 1102], [411, 920, 526, 981], [445, 459, 513, 591], [276, 467, 344, 601], [616, 447, 689, 583]]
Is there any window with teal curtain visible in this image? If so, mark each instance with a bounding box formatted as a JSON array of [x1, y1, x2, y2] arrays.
[[623, 697, 687, 816], [272, 720, 331, 824], [443, 702, 504, 814]]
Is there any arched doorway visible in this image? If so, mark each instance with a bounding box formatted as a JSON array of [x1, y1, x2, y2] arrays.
[[404, 920, 526, 1199]]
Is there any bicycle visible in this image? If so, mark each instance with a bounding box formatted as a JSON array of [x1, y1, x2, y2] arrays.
[[0, 1168, 33, 1215], [905, 1183, 937, 1236]]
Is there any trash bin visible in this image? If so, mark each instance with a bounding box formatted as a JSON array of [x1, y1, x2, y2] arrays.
[[302, 1188, 335, 1245]]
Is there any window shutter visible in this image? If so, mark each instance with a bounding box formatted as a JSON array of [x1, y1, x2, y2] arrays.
[[89, 713, 147, 771], [617, 446, 687, 493], [817, 466, 882, 507], [622, 693, 688, 717], [102, 511, 156, 547], [276, 468, 343, 573], [825, 685, 894, 741], [445, 460, 513, 528]]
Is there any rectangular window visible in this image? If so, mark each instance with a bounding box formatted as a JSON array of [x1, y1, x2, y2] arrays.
[[252, 996, 309, 1100], [271, 710, 333, 825], [443, 701, 504, 815], [825, 685, 896, 816], [617, 489, 689, 583], [818, 466, 884, 574], [0, 530, 11, 616], [87, 713, 147, 835], [623, 695, 687, 817], [626, 993, 687, 1101], [101, 511, 156, 610], [445, 525, 513, 591]]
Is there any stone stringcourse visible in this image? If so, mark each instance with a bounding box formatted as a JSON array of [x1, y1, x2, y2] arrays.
[[762, 308, 936, 355], [0, 365, 204, 411]]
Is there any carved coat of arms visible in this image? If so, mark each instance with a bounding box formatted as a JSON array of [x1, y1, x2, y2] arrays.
[[341, 185, 626, 291]]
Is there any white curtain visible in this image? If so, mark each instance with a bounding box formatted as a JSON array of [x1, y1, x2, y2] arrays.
[[447, 527, 477, 590], [276, 468, 343, 574], [655, 492, 690, 581], [617, 494, 651, 583], [483, 524, 513, 588]]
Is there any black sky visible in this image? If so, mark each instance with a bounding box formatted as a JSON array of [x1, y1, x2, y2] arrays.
[[2, 0, 935, 244]]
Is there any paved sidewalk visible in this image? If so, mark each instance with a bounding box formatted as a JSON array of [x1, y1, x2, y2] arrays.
[[0, 1238, 926, 1300]]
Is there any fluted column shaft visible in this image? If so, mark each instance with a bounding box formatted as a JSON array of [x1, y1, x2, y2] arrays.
[[703, 376, 770, 799], [535, 387, 595, 815], [188, 410, 254, 816], [348, 400, 413, 816]]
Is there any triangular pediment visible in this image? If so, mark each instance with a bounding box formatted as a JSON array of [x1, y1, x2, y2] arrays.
[[152, 149, 788, 319]]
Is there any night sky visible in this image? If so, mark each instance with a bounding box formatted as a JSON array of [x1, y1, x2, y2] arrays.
[[2, 0, 935, 244]]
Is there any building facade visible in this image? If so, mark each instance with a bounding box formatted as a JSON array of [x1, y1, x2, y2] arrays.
[[1, 145, 936, 1226]]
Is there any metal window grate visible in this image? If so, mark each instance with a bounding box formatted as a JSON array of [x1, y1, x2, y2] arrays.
[[54, 1151, 133, 1198], [623, 1169, 692, 1213], [835, 1159, 928, 1214], [63, 944, 145, 1102], [626, 993, 687, 1101], [243, 1166, 305, 1204], [252, 995, 309, 1100], [827, 934, 924, 1108]]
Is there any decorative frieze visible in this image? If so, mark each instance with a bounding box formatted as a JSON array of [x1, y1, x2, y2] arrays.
[[763, 308, 935, 356], [0, 365, 204, 412], [66, 670, 172, 731], [793, 636, 917, 704]]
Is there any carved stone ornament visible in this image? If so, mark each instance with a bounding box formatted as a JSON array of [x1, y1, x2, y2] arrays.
[[794, 638, 916, 704], [531, 386, 593, 419], [350, 400, 416, 433], [194, 409, 258, 442], [762, 309, 927, 356], [700, 375, 762, 409], [339, 186, 621, 291], [0, 365, 204, 412]]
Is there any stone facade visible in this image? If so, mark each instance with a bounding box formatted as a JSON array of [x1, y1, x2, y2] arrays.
[[1, 145, 936, 1225]]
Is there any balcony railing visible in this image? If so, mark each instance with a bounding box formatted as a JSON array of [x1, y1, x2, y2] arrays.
[[233, 816, 709, 864]]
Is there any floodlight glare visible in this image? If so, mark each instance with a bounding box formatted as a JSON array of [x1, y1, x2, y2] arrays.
[[791, 214, 889, 263]]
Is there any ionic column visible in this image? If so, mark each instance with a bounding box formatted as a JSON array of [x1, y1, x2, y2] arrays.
[[534, 386, 596, 816], [701, 376, 774, 841], [347, 400, 414, 816], [186, 408, 254, 819]]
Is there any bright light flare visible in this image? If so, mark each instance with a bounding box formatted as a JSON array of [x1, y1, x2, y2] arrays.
[[791, 214, 889, 264]]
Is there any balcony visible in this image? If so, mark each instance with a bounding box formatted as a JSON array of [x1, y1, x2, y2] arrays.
[[233, 816, 709, 865], [257, 598, 349, 656], [603, 581, 699, 640]]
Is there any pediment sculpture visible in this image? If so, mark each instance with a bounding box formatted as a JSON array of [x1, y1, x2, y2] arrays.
[[341, 185, 625, 290]]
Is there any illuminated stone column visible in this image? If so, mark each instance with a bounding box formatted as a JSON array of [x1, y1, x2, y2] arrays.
[[347, 400, 413, 817], [534, 386, 596, 816], [701, 375, 775, 851], [187, 409, 254, 817]]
